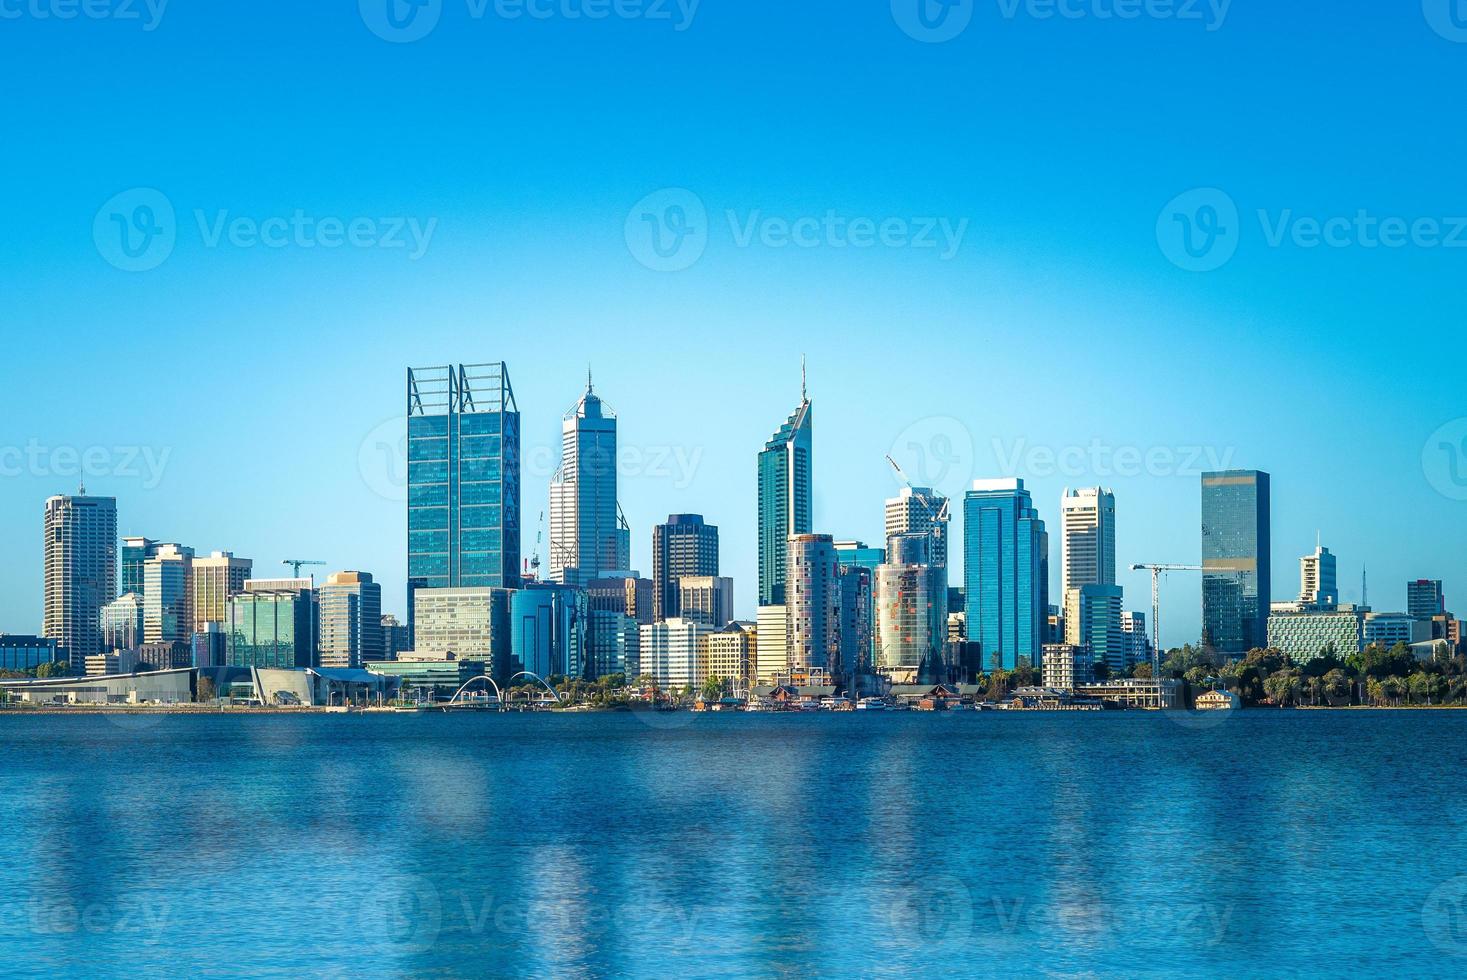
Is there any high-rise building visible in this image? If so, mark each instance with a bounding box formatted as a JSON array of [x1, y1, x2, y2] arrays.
[[676, 576, 734, 629], [380, 614, 411, 660], [588, 610, 640, 680], [143, 544, 195, 644], [318, 571, 385, 669], [701, 622, 754, 688], [833, 540, 885, 572], [43, 491, 117, 670], [246, 577, 318, 663], [1407, 580, 1446, 620], [1060, 488, 1115, 645], [549, 375, 627, 587], [963, 478, 1049, 671], [1042, 644, 1094, 691], [412, 587, 512, 674], [100, 593, 145, 652], [119, 536, 158, 599], [786, 534, 840, 675], [651, 515, 719, 621], [638, 618, 708, 690], [407, 363, 521, 643], [192, 551, 253, 633], [510, 583, 587, 681], [875, 534, 947, 681], [1298, 545, 1338, 609], [1121, 610, 1150, 668], [1201, 470, 1271, 655], [754, 605, 788, 684], [226, 590, 314, 669], [838, 566, 873, 682], [1076, 584, 1125, 675], [586, 574, 655, 625], [757, 384, 812, 607], [885, 487, 950, 569]]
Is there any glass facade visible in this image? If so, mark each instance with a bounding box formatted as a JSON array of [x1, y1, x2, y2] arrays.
[[758, 400, 812, 606], [549, 384, 625, 587], [0, 636, 61, 672], [962, 479, 1049, 671], [407, 364, 521, 643], [652, 514, 720, 621], [226, 592, 314, 669], [510, 584, 587, 681], [1201, 470, 1271, 655]]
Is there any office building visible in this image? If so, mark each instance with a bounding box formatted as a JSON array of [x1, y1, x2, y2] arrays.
[[412, 586, 511, 671], [963, 478, 1049, 671], [652, 515, 720, 621], [638, 618, 708, 690], [1075, 584, 1125, 675], [875, 533, 947, 681], [885, 487, 950, 569], [192, 551, 253, 633], [586, 574, 655, 626], [380, 615, 411, 660], [1298, 545, 1338, 609], [143, 544, 195, 644], [1061, 487, 1115, 645], [0, 635, 61, 673], [1201, 470, 1271, 655], [407, 363, 521, 643], [192, 622, 227, 668], [549, 375, 628, 587], [1042, 644, 1094, 691], [510, 583, 587, 680], [676, 576, 734, 629], [43, 491, 117, 670], [754, 605, 789, 684], [833, 540, 885, 572], [588, 610, 640, 680], [318, 571, 385, 670], [119, 536, 159, 599], [1121, 610, 1150, 669], [838, 566, 873, 681], [1364, 612, 1432, 649], [701, 622, 754, 688], [1408, 580, 1446, 620], [227, 590, 314, 669], [757, 383, 812, 606], [100, 593, 145, 652], [786, 533, 840, 675], [1267, 605, 1367, 664]]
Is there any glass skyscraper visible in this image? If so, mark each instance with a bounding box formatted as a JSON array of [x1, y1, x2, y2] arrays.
[[407, 363, 521, 643], [652, 514, 720, 621], [1201, 470, 1271, 655], [549, 377, 628, 587], [757, 391, 812, 607], [962, 478, 1049, 671]]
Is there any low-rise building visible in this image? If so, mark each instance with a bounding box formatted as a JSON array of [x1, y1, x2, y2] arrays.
[[1195, 689, 1241, 710], [1267, 605, 1368, 663], [1079, 678, 1184, 710]]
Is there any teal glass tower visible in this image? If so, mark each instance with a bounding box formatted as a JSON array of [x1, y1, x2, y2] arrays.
[[407, 364, 521, 643], [1201, 469, 1271, 655], [757, 381, 812, 607], [962, 479, 1049, 671]]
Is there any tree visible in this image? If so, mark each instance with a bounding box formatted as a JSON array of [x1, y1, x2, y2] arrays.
[[1263, 670, 1300, 708], [701, 676, 725, 703], [197, 676, 217, 703], [1131, 662, 1154, 680]]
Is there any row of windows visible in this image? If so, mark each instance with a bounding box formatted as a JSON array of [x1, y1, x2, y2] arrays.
[[409, 481, 505, 508]]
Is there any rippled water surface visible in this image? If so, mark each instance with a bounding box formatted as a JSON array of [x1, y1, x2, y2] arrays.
[[3, 710, 1465, 978]]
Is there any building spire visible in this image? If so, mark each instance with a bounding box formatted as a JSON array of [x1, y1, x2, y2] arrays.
[[801, 354, 807, 404], [587, 364, 594, 394]]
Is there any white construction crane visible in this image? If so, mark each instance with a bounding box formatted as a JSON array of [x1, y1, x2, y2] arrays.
[[1129, 563, 1204, 681], [885, 455, 950, 555]]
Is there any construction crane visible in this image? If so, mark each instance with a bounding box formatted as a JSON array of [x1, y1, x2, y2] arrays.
[[525, 511, 545, 580], [1129, 563, 1204, 681], [282, 559, 326, 579], [885, 455, 951, 556]]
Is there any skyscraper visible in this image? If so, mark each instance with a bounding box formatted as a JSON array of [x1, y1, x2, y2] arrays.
[[885, 487, 950, 569], [407, 363, 521, 642], [143, 544, 194, 643], [1060, 488, 1115, 645], [119, 536, 158, 599], [319, 571, 385, 669], [963, 478, 1049, 671], [43, 491, 117, 670], [549, 374, 628, 587], [875, 533, 947, 681], [676, 576, 735, 629], [227, 590, 314, 669], [786, 533, 840, 675], [757, 381, 812, 607], [1407, 580, 1446, 619], [1201, 470, 1271, 655], [192, 551, 253, 633], [651, 514, 719, 621], [1076, 584, 1125, 675], [1298, 545, 1338, 609]]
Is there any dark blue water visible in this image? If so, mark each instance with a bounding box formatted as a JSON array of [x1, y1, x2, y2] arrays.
[[2, 710, 1465, 978]]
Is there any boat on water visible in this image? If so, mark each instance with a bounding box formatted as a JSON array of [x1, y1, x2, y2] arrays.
[[856, 697, 886, 711]]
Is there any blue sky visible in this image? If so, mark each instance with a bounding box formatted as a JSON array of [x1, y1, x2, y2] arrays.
[[3, 1, 1465, 647]]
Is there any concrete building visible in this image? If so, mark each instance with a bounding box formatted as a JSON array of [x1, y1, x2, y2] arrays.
[[700, 622, 754, 688], [1364, 612, 1432, 649], [43, 491, 117, 670], [412, 586, 511, 670], [1267, 604, 1367, 663], [885, 486, 950, 569], [963, 479, 1048, 671], [586, 574, 654, 625], [1407, 580, 1446, 620], [754, 605, 789, 684], [192, 551, 253, 633], [1298, 545, 1338, 608], [1060, 487, 1115, 645], [1041, 644, 1094, 691], [786, 534, 840, 675], [638, 618, 708, 690], [318, 571, 385, 670], [652, 514, 719, 622], [676, 576, 734, 629], [1079, 678, 1184, 710], [549, 375, 628, 588]]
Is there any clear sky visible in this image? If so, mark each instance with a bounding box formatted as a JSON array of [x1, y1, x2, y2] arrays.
[[3, 1, 1465, 648]]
